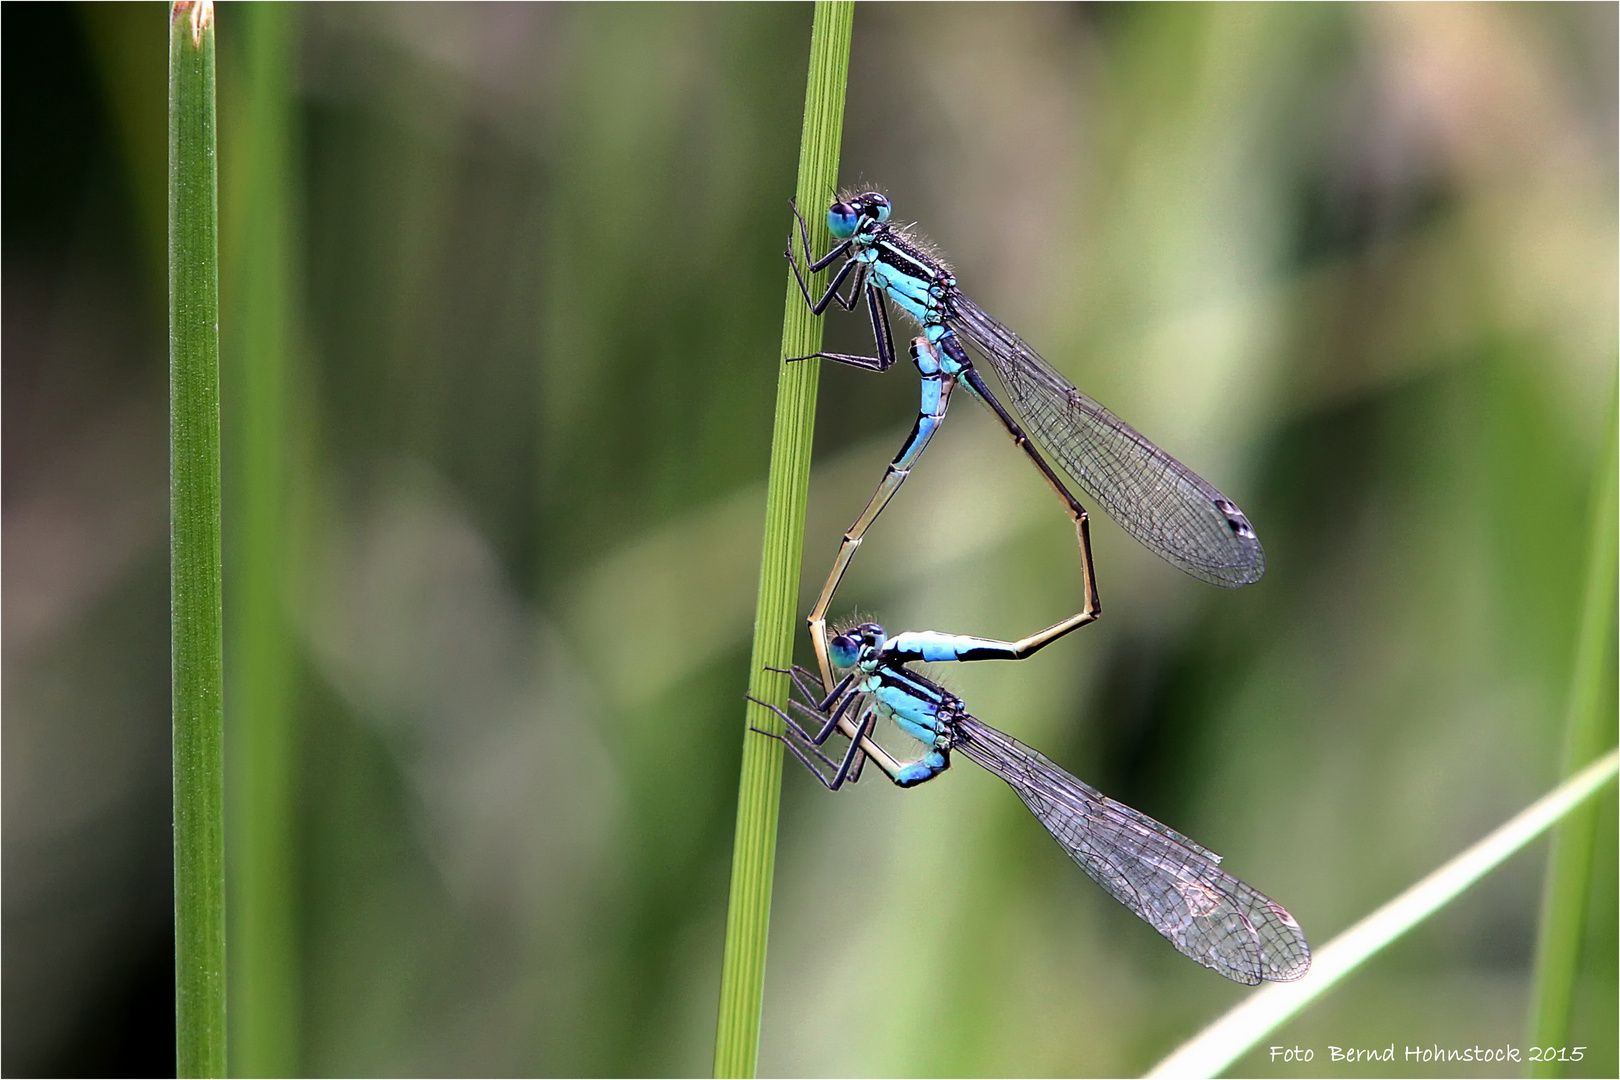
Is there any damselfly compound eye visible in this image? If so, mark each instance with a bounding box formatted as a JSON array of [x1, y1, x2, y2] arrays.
[[827, 202, 860, 239], [828, 633, 862, 669]]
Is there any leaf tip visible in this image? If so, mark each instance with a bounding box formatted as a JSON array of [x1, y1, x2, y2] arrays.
[[172, 1, 213, 48]]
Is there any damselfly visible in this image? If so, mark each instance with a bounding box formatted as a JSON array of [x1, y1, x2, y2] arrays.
[[788, 192, 1265, 692], [753, 621, 1310, 985]]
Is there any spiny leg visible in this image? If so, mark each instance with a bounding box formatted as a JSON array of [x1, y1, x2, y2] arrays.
[[788, 248, 862, 315], [752, 714, 842, 774], [750, 713, 848, 790], [766, 663, 854, 718], [752, 698, 882, 791], [782, 664, 874, 784], [845, 736, 870, 785], [770, 666, 876, 780], [790, 197, 851, 274], [762, 695, 942, 792], [760, 660, 958, 791], [785, 200, 862, 315], [809, 348, 957, 691], [748, 696, 844, 771], [788, 663, 829, 701], [813, 706, 878, 790], [765, 669, 859, 745], [788, 281, 896, 371], [746, 675, 903, 779]]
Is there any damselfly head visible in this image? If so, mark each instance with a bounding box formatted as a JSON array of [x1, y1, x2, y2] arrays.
[[827, 191, 891, 238], [829, 621, 886, 670]]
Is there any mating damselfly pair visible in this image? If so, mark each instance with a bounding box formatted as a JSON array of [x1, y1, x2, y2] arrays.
[[757, 190, 1309, 985]]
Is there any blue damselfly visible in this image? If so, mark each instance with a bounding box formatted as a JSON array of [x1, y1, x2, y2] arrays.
[[789, 192, 1265, 691], [753, 622, 1309, 985]]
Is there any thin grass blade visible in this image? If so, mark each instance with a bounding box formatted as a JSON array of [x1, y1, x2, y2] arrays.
[[169, 2, 226, 1075], [1146, 749, 1620, 1080], [712, 4, 854, 1078], [1526, 396, 1618, 1074]]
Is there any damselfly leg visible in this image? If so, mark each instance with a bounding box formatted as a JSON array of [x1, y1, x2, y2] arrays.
[[751, 664, 897, 782], [752, 692, 878, 792]]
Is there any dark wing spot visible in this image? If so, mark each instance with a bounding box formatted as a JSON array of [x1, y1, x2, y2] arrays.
[[1215, 498, 1257, 539]]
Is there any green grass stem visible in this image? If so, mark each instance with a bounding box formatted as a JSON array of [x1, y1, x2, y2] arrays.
[[1526, 397, 1619, 1075], [712, 4, 854, 1076], [223, 3, 303, 1075], [169, 2, 226, 1075], [1147, 749, 1620, 1079]]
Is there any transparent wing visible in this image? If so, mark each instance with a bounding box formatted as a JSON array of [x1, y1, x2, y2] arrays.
[[949, 299, 1265, 586], [952, 712, 1310, 984]]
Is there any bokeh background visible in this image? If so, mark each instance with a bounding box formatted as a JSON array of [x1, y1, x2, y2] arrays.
[[4, 2, 1615, 1076]]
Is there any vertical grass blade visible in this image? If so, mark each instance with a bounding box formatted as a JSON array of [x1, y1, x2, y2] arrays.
[[1146, 750, 1620, 1080], [170, 1, 225, 1076], [223, 3, 303, 1075], [712, 4, 854, 1076], [1526, 397, 1619, 1075]]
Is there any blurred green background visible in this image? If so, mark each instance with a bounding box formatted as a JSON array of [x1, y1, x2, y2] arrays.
[[4, 2, 1615, 1076]]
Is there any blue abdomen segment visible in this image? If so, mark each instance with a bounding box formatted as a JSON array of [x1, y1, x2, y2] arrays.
[[887, 630, 1021, 664], [896, 415, 939, 470], [890, 363, 949, 471], [911, 341, 945, 378], [895, 749, 949, 787], [935, 331, 973, 373]]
